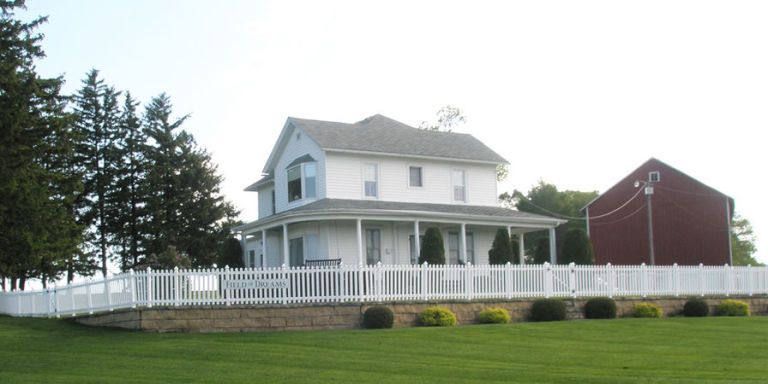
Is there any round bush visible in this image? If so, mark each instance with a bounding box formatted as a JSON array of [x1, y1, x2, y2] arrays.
[[715, 299, 750, 317], [363, 306, 394, 329], [419, 306, 457, 326], [633, 302, 662, 318], [584, 297, 617, 319], [478, 307, 511, 324], [530, 299, 566, 322], [683, 298, 709, 317]]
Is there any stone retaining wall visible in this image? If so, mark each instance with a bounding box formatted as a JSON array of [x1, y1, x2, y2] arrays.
[[72, 296, 768, 332]]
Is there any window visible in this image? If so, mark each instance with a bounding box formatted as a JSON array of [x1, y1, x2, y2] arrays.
[[452, 169, 466, 202], [448, 232, 474, 265], [305, 163, 317, 198], [287, 162, 317, 203], [289, 237, 303, 267], [287, 166, 302, 202], [365, 228, 381, 265], [409, 166, 423, 187], [270, 189, 276, 214], [363, 164, 378, 198], [409, 235, 424, 264], [649, 171, 660, 183]]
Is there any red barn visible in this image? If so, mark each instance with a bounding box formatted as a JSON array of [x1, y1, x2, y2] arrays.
[[583, 158, 734, 266]]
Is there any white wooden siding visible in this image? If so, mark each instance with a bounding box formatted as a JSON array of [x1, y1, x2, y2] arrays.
[[325, 152, 498, 206], [257, 185, 274, 219], [269, 127, 326, 214]]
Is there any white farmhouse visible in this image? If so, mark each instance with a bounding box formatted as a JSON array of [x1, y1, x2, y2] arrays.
[[235, 115, 564, 268]]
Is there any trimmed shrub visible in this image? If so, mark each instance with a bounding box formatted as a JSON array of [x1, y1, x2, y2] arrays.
[[478, 307, 511, 324], [419, 306, 457, 326], [633, 302, 663, 318], [418, 228, 446, 265], [584, 297, 617, 319], [530, 299, 566, 322], [683, 298, 709, 317], [715, 299, 750, 317], [363, 306, 394, 329]]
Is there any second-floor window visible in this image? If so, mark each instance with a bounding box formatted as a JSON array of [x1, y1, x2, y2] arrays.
[[409, 166, 423, 187], [363, 163, 378, 198], [287, 162, 317, 203], [452, 169, 466, 202]]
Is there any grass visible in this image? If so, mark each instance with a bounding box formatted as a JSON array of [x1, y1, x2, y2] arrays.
[[1, 316, 767, 383]]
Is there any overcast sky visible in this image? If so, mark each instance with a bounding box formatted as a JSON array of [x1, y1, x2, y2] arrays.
[[22, 0, 767, 263]]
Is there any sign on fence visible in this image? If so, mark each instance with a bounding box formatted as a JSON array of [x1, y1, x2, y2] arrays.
[[222, 279, 289, 290]]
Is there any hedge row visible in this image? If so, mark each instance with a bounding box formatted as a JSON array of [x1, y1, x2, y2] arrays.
[[362, 298, 752, 329]]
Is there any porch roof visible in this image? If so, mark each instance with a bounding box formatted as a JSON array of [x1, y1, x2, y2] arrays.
[[235, 198, 566, 234]]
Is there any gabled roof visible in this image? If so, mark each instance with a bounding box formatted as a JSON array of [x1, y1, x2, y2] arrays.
[[581, 157, 734, 212], [244, 174, 273, 192], [261, 114, 507, 174]]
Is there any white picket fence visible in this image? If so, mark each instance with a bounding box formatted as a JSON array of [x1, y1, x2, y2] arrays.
[[1, 263, 766, 317]]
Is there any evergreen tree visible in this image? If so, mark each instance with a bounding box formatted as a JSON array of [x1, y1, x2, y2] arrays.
[[143, 94, 237, 267], [533, 237, 550, 264], [218, 237, 244, 268], [418, 228, 445, 264], [488, 228, 513, 264], [72, 69, 122, 277], [560, 229, 594, 265], [111, 92, 149, 270], [0, 2, 82, 289]]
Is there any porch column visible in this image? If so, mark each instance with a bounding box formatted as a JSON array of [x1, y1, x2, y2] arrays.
[[356, 218, 363, 265], [261, 229, 267, 268], [282, 224, 289, 266], [460, 223, 467, 264], [240, 231, 248, 266], [518, 233, 525, 265], [548, 227, 557, 264], [413, 221, 421, 259]]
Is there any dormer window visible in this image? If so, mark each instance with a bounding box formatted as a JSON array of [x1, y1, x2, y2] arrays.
[[286, 155, 317, 203]]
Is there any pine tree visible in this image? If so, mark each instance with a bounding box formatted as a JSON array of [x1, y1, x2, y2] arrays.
[[0, 2, 83, 289], [560, 229, 594, 265], [72, 69, 122, 277], [418, 228, 445, 265], [143, 94, 237, 267], [488, 228, 513, 264], [111, 92, 149, 270]]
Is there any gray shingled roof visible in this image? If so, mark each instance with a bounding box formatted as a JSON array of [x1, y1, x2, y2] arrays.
[[244, 174, 273, 191], [274, 199, 556, 221], [285, 154, 316, 169], [288, 114, 508, 164]]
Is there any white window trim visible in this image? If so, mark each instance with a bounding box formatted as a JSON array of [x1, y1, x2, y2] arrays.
[[407, 165, 424, 189], [362, 162, 380, 199], [451, 168, 467, 203], [286, 161, 318, 207]]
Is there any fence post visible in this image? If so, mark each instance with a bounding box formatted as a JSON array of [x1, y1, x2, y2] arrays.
[[673, 263, 679, 297], [146, 267, 153, 308], [640, 263, 647, 298], [505, 262, 512, 300], [339, 262, 346, 302], [86, 279, 94, 314], [174, 266, 181, 307], [606, 263, 614, 298], [747, 265, 752, 297], [375, 261, 383, 302], [105, 275, 112, 311], [224, 265, 231, 306], [421, 262, 428, 301], [725, 263, 731, 297], [544, 262, 552, 298], [46, 286, 52, 317], [698, 263, 705, 297], [16, 291, 21, 316], [53, 284, 59, 318], [281, 264, 288, 305], [129, 269, 137, 308], [569, 262, 576, 298]]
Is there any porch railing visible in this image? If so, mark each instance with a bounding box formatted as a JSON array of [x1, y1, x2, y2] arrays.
[[1, 262, 766, 317]]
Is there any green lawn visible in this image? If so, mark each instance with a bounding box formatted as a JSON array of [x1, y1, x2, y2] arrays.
[[1, 315, 766, 383]]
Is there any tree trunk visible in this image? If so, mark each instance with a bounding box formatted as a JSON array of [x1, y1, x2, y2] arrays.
[[10, 277, 17, 291], [1, 276, 5, 292], [67, 256, 74, 283], [19, 275, 26, 291]]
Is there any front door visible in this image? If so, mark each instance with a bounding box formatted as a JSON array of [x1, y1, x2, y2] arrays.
[[365, 228, 381, 265]]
